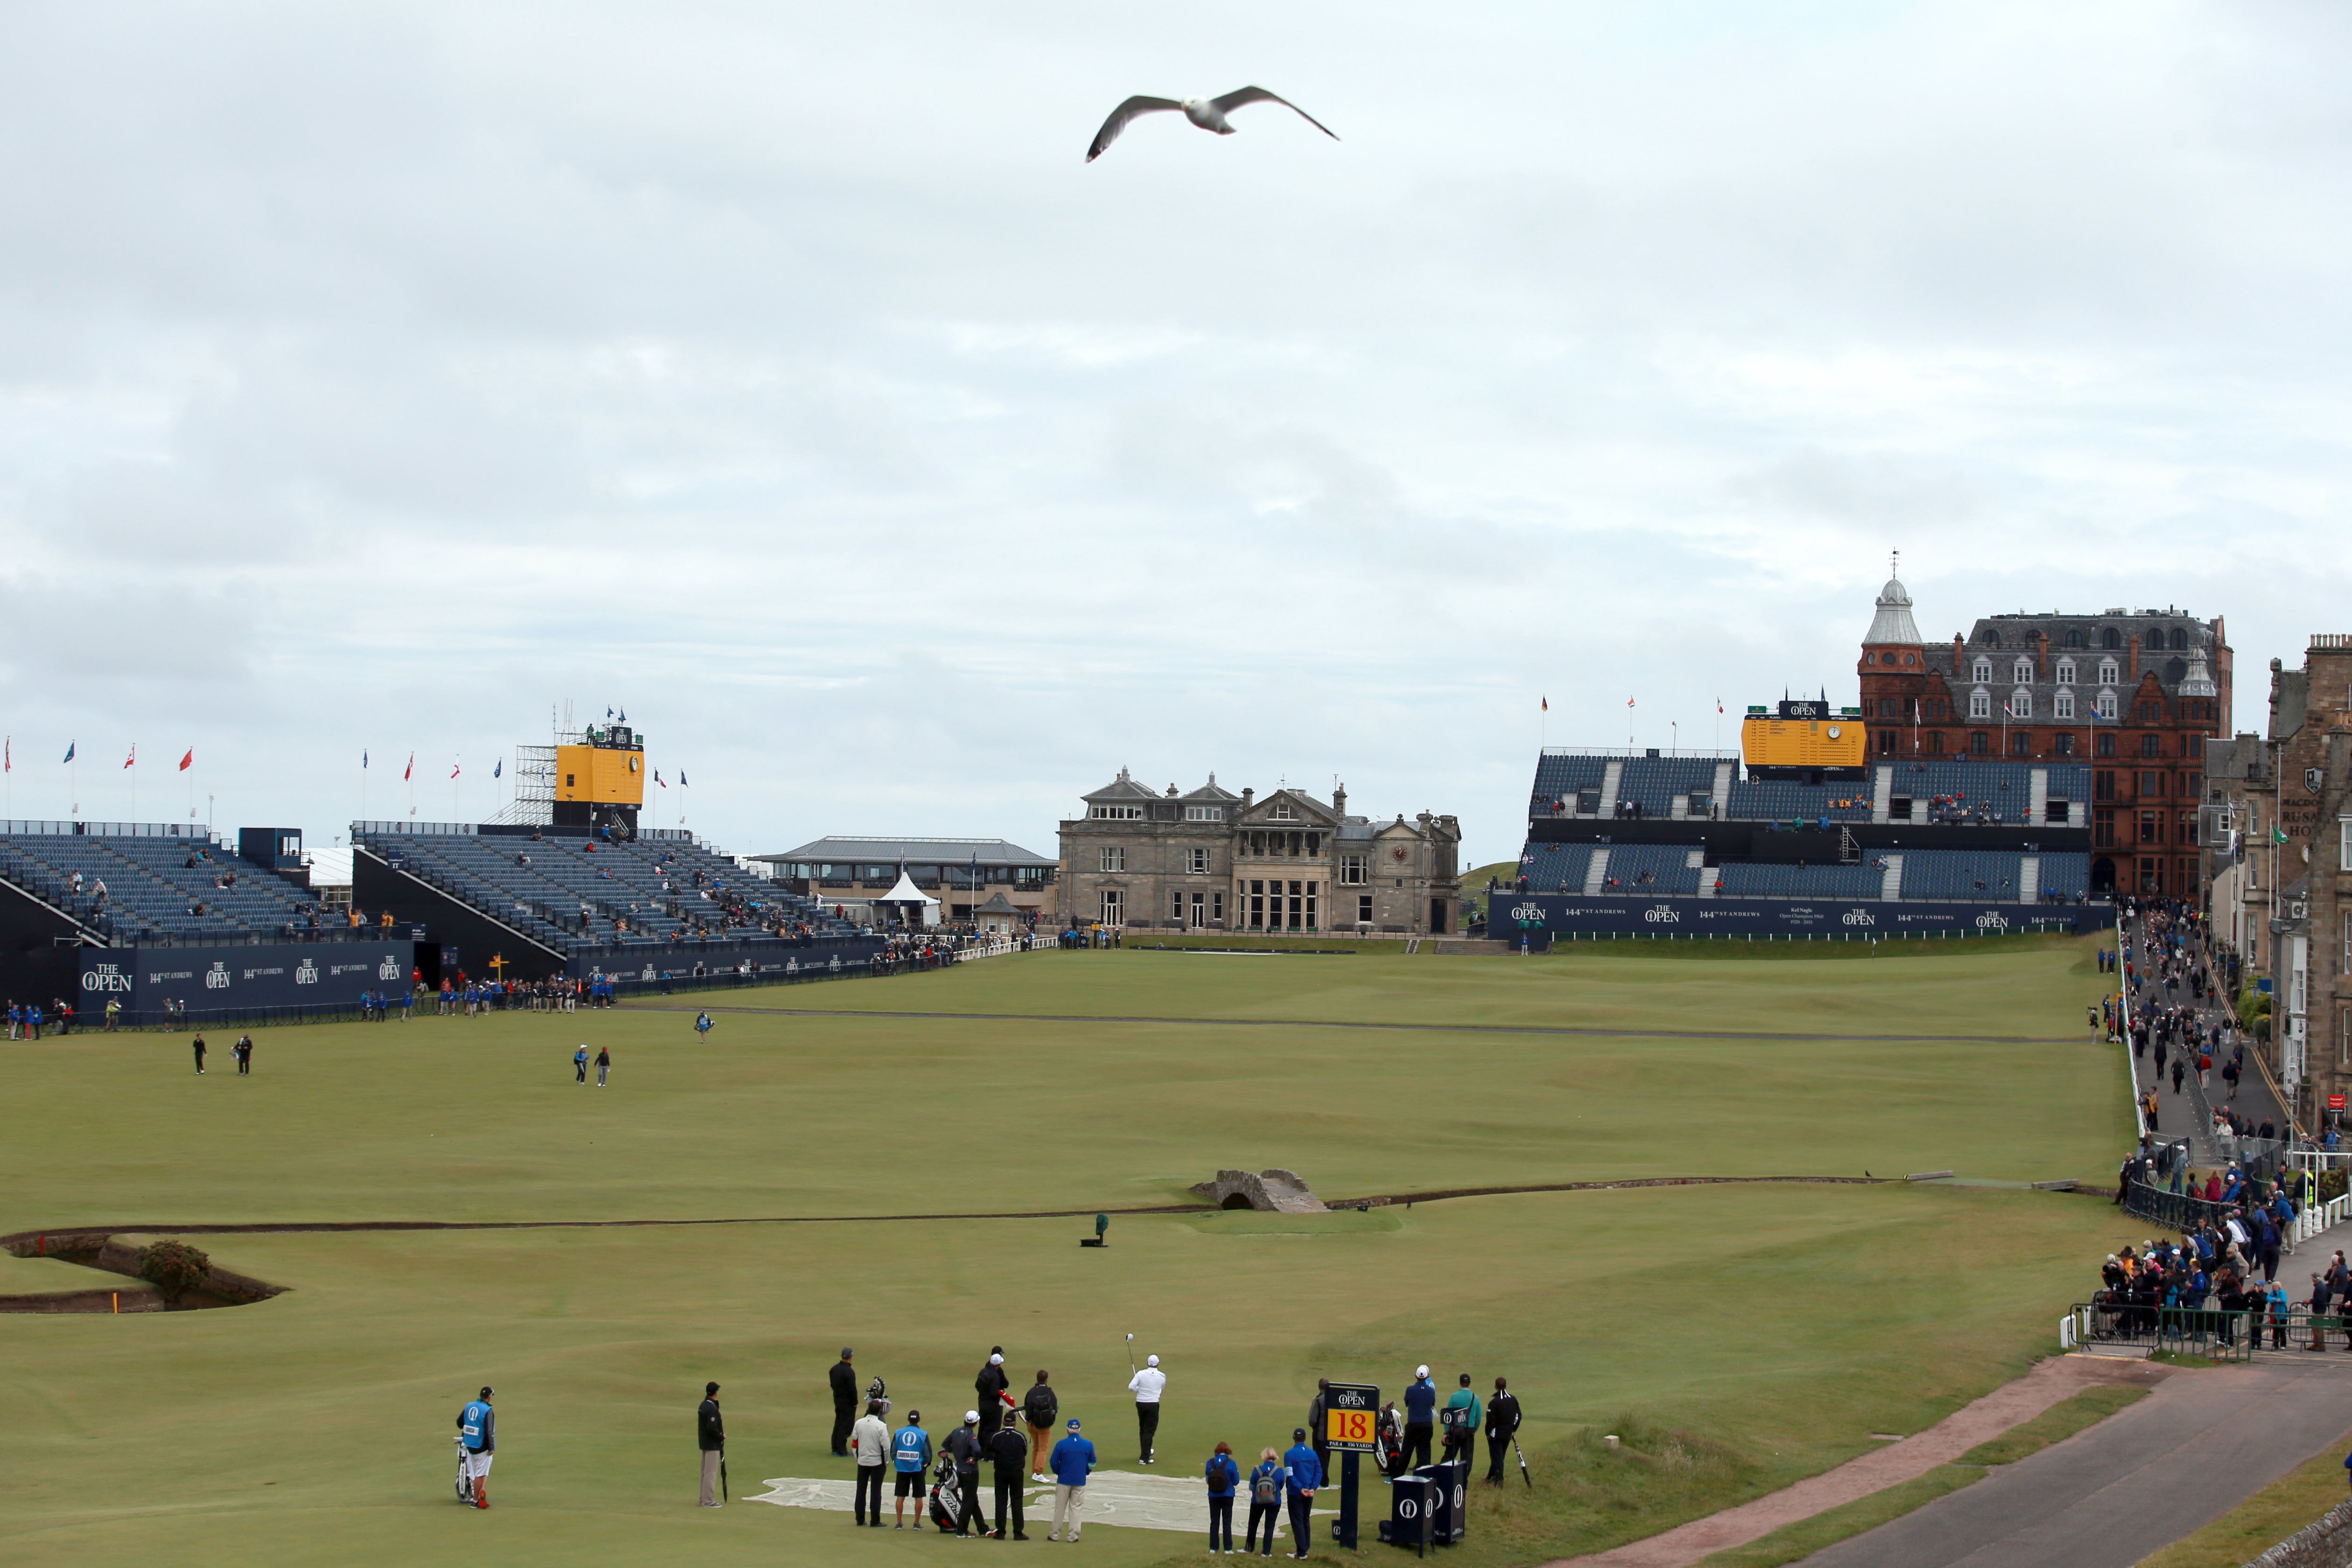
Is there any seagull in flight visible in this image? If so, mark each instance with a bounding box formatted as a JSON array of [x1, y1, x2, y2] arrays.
[[1086, 87, 1339, 162]]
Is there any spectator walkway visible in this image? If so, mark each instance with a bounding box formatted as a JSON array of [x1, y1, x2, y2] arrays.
[[2119, 914, 2284, 1165]]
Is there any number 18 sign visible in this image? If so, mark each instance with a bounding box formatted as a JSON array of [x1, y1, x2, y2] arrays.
[[1324, 1383, 1379, 1452]]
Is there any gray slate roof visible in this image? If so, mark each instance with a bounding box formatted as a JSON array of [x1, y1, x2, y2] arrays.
[[756, 836, 1054, 867]]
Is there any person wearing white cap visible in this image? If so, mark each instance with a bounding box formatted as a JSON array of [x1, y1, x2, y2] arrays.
[[1127, 1353, 1167, 1464], [1401, 1366, 1437, 1473], [975, 1347, 1011, 1440], [942, 1412, 985, 1537]]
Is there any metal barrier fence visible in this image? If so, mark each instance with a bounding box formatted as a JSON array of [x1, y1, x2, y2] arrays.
[[2119, 1181, 2232, 1232], [2064, 1299, 2352, 1362]]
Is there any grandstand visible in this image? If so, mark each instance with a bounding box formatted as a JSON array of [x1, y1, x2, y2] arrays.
[[353, 823, 861, 971], [0, 821, 332, 945], [1497, 743, 2103, 941]]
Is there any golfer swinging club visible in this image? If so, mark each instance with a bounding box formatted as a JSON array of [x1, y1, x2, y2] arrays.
[[456, 1386, 495, 1509]]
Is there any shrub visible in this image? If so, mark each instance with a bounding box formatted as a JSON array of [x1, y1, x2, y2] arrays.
[[137, 1240, 213, 1306]]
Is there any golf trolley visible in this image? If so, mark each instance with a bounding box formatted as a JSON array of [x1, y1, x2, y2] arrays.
[[453, 1436, 476, 1504]]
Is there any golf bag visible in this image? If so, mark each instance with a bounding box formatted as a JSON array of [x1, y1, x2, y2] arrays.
[[866, 1374, 890, 1417], [1376, 1406, 1407, 1479], [453, 1436, 475, 1503], [928, 1453, 963, 1531]]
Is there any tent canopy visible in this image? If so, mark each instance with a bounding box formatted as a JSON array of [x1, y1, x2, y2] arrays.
[[877, 869, 939, 906]]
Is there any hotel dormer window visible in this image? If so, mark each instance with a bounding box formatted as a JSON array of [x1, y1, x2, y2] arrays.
[[2055, 658, 2076, 685]]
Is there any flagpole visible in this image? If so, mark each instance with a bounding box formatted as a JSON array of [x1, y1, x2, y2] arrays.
[[129, 745, 136, 823]]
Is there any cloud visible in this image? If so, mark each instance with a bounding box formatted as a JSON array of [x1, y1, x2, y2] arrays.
[[0, 0, 2346, 866]]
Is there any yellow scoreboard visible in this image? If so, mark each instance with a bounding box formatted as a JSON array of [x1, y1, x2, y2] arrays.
[[1741, 708, 1865, 772], [554, 743, 645, 806]]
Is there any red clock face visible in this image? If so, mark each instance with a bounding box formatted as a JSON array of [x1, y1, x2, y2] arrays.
[[1391, 848, 1408, 861]]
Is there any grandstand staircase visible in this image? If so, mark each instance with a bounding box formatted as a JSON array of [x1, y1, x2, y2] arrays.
[[2019, 856, 2040, 904], [1688, 848, 1713, 897], [1711, 760, 1735, 816], [1871, 765, 1893, 823], [2027, 769, 2048, 823], [1879, 854, 1904, 901], [1583, 849, 1610, 895], [1595, 760, 1623, 819]]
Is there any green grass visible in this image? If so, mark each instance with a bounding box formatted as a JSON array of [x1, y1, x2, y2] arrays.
[[0, 940, 2139, 1567], [2136, 1432, 2352, 1568]]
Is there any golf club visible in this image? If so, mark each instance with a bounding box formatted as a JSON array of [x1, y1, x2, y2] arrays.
[[1125, 1331, 1136, 1376], [721, 1444, 730, 1503], [1511, 1433, 1531, 1489]]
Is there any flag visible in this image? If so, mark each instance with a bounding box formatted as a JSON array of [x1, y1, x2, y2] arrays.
[[61, 741, 74, 764], [4, 738, 9, 773], [617, 709, 625, 722], [655, 771, 666, 788], [178, 748, 192, 772], [363, 750, 368, 768], [124, 744, 135, 769], [2274, 826, 2288, 844], [494, 759, 502, 779], [1627, 697, 1635, 708], [679, 771, 687, 787], [605, 708, 614, 719], [450, 760, 460, 779], [1717, 699, 1725, 715], [1540, 696, 1547, 712], [404, 753, 413, 781]]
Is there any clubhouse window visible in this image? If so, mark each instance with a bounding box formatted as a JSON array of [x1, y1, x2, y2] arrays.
[[1188, 847, 1210, 875], [1090, 804, 1144, 820], [1245, 878, 1318, 930], [1338, 853, 1368, 885], [1183, 805, 1224, 822], [1358, 893, 1374, 923], [1098, 888, 1123, 924], [1268, 802, 1296, 821], [1100, 847, 1126, 873]]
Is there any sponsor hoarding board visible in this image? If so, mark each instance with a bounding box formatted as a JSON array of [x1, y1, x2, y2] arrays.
[[82, 941, 415, 1021], [1490, 893, 2088, 939]]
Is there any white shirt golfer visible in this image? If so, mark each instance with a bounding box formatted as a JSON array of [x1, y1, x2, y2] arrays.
[[1127, 1356, 1166, 1464]]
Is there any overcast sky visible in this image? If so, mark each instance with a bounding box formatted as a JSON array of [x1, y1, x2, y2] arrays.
[[2, 1, 2347, 869]]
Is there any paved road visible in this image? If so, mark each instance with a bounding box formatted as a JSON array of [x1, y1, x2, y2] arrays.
[[1793, 1218, 2352, 1568], [1790, 1358, 2352, 1568], [2117, 914, 2284, 1164]]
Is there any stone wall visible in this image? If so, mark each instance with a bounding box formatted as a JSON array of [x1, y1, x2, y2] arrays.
[[2246, 1498, 2352, 1568]]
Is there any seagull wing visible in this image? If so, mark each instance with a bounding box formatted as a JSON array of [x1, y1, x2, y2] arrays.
[[1208, 86, 1339, 141], [1086, 96, 1184, 162]]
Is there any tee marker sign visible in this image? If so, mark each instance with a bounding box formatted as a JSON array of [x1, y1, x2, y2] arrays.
[[1325, 1383, 1378, 1452]]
